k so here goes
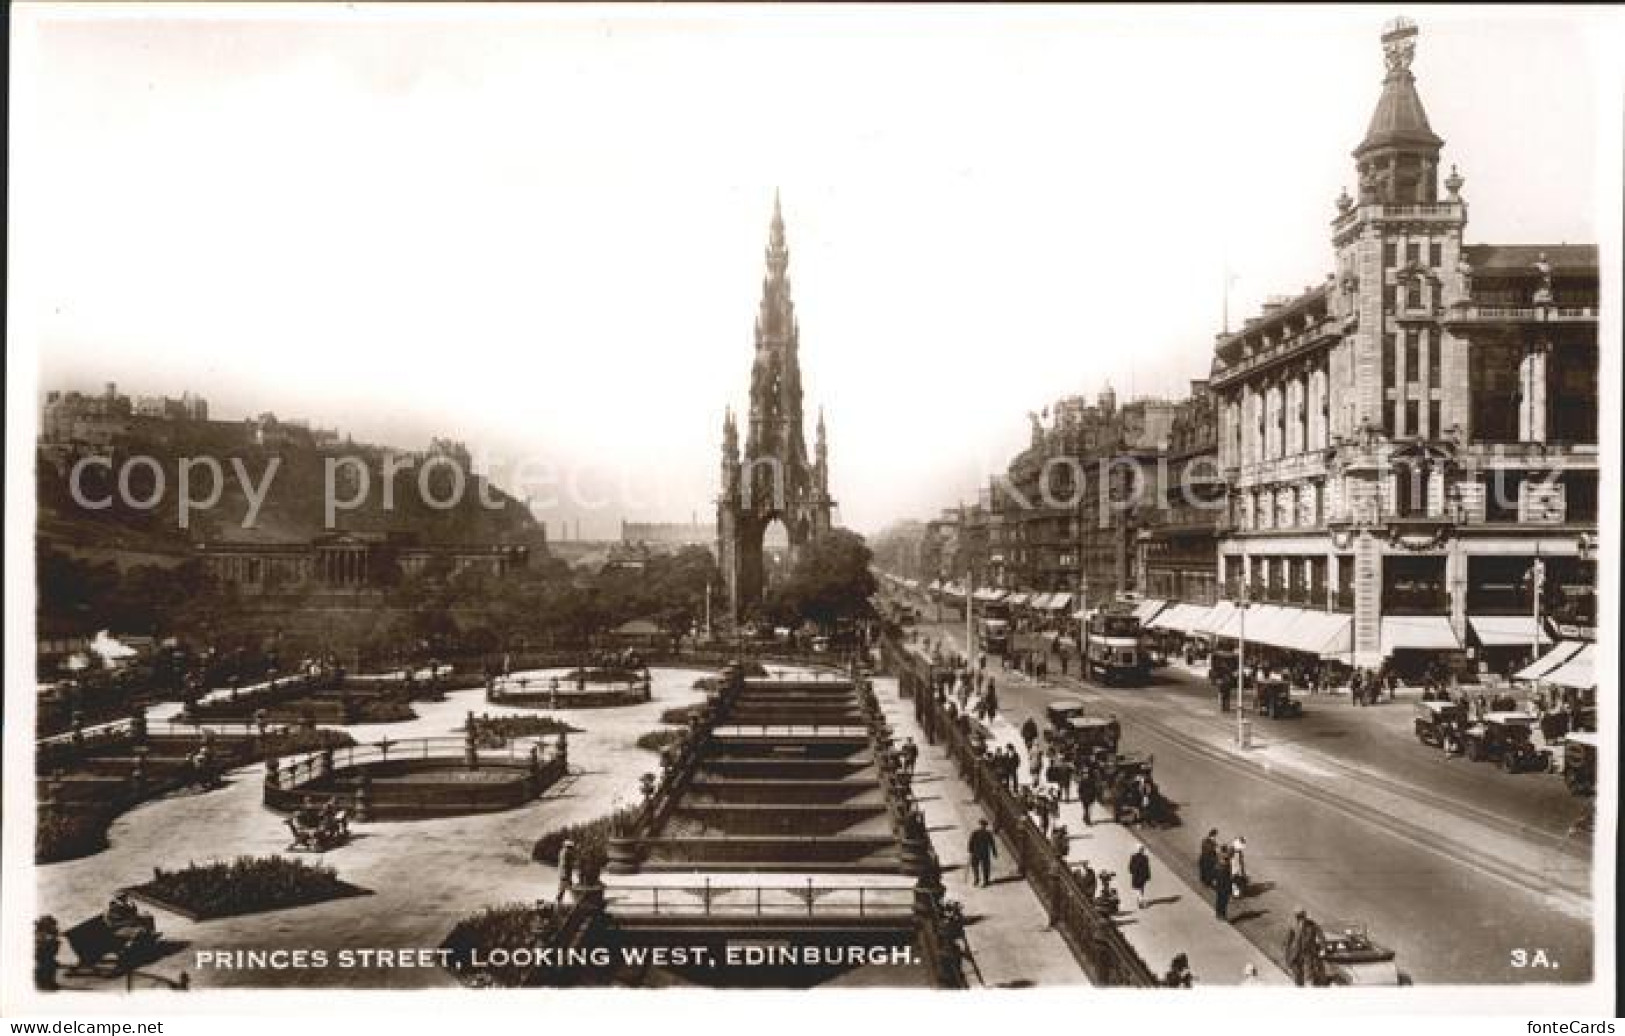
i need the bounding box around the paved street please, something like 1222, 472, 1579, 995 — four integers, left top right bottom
906, 615, 1593, 985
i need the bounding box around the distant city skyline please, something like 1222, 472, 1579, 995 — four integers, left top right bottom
13, 6, 1617, 537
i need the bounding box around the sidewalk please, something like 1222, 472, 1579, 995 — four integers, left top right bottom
873, 677, 1089, 988
970, 702, 1288, 986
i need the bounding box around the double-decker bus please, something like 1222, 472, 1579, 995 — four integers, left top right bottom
977, 617, 1011, 656
1083, 607, 1150, 685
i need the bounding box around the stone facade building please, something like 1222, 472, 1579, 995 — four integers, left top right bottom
199, 532, 532, 594
1136, 383, 1222, 608
1210, 19, 1599, 676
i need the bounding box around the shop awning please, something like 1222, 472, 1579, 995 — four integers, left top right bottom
1044, 593, 1074, 611
1028, 593, 1055, 610
1281, 610, 1353, 658
928, 579, 942, 592
1148, 602, 1203, 633
1220, 604, 1296, 648
1514, 640, 1586, 682
1542, 645, 1595, 691
1004, 592, 1030, 607
973, 588, 1006, 603
1195, 600, 1238, 637
1469, 615, 1553, 648
1380, 615, 1461, 655
1133, 599, 1168, 625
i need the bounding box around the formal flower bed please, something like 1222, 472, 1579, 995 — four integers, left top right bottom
657, 704, 705, 726
351, 699, 417, 723
265, 728, 357, 754
464, 715, 580, 749
36, 809, 110, 865
129, 856, 369, 920
441, 902, 572, 987
635, 729, 684, 754
531, 805, 642, 878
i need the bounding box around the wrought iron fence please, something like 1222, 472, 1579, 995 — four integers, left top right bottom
882, 633, 1159, 987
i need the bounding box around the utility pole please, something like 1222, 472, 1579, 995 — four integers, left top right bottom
704, 581, 713, 641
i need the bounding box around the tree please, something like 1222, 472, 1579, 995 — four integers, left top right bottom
761, 528, 877, 630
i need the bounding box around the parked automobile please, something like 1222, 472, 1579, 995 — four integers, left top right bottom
1315, 922, 1410, 986
1208, 649, 1240, 689
1462, 712, 1550, 772
1045, 703, 1122, 756
1413, 700, 1467, 749
1562, 731, 1598, 795
1254, 678, 1303, 719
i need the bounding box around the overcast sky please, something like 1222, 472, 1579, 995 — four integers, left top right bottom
11, 4, 1619, 537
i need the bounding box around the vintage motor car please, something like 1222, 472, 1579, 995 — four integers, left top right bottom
1562, 731, 1598, 795
1254, 678, 1303, 719
1413, 700, 1467, 749
1207, 649, 1240, 689
1045, 703, 1122, 757
1462, 712, 1550, 772
1315, 922, 1410, 986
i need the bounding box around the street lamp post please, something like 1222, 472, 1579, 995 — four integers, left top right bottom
965, 564, 975, 667
1236, 580, 1250, 749
1078, 576, 1090, 678
1528, 549, 1546, 674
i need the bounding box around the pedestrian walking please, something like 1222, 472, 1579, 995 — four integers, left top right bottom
1213, 847, 1233, 921
968, 819, 997, 887
1128, 844, 1152, 909
984, 681, 998, 717
556, 839, 578, 902
900, 737, 919, 777
1028, 749, 1044, 787
1229, 835, 1249, 897
1052, 757, 1074, 802
1240, 963, 1261, 985
1198, 829, 1219, 889
1076, 769, 1097, 825
1020, 716, 1039, 751
1163, 953, 1194, 988
1284, 909, 1324, 987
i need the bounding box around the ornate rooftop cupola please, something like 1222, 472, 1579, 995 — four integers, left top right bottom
1354, 17, 1444, 205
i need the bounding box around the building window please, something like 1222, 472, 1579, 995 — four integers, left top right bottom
1405, 241, 1421, 265
1383, 284, 1396, 313
1428, 400, 1441, 441
1335, 557, 1355, 611
1383, 334, 1397, 392
1404, 401, 1420, 440
1405, 279, 1424, 311
1383, 555, 1448, 615
1382, 242, 1397, 268
1429, 242, 1442, 268
1563, 472, 1599, 522
1404, 331, 1419, 384
1469, 339, 1521, 442
1427, 330, 1441, 384
1466, 555, 1535, 615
